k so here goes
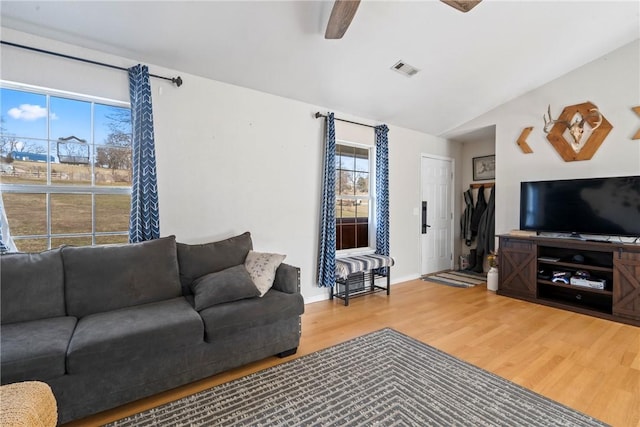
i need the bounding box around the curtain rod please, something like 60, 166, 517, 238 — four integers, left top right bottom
314, 112, 376, 129
1, 40, 183, 87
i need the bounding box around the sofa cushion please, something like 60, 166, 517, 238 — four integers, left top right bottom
191, 265, 260, 310
1, 316, 77, 383
177, 232, 253, 294
244, 250, 286, 297
62, 236, 182, 318
272, 263, 300, 294
66, 297, 203, 374
0, 249, 65, 324
198, 289, 304, 342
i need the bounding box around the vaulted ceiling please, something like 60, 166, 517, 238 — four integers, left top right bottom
1, 1, 638, 136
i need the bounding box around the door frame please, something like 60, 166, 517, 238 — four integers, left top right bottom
419, 153, 455, 275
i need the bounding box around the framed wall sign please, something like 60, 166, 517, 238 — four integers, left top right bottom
473, 155, 495, 181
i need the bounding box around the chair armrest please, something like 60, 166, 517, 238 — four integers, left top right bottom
272, 263, 300, 294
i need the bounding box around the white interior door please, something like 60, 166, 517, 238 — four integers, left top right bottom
420, 156, 454, 275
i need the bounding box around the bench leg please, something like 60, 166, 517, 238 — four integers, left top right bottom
387, 269, 391, 295
344, 280, 349, 306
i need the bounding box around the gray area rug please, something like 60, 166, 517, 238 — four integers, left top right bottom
107, 328, 607, 426
422, 270, 486, 288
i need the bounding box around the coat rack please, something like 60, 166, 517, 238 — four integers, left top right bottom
470, 182, 494, 189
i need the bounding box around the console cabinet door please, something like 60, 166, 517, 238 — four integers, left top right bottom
613, 250, 640, 320
498, 237, 537, 298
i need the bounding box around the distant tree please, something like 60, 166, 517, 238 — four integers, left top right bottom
356, 175, 368, 194
58, 141, 89, 163
95, 108, 132, 173
28, 144, 47, 155
0, 117, 18, 163
96, 145, 131, 171
103, 108, 131, 146
338, 170, 354, 195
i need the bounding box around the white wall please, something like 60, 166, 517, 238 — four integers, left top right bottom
388, 126, 462, 280
446, 40, 640, 238
1, 28, 462, 303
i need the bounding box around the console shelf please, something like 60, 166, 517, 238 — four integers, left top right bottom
537, 279, 613, 296
537, 259, 613, 273
498, 235, 640, 326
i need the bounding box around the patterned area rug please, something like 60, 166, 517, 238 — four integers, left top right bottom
107, 329, 606, 427
422, 269, 486, 288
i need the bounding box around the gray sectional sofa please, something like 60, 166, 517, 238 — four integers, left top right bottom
0, 232, 304, 424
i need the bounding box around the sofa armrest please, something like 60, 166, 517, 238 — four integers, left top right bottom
272, 263, 300, 294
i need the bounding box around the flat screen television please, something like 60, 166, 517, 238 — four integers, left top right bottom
520, 175, 640, 237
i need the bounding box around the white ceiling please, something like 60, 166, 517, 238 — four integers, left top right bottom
1, 1, 638, 137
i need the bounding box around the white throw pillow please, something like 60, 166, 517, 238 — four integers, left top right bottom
244, 250, 286, 297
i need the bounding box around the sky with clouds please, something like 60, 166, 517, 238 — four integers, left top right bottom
1, 87, 129, 146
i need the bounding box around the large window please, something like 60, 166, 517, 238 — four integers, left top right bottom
335, 142, 374, 252
0, 83, 132, 252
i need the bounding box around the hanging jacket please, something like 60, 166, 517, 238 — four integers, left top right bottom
475, 185, 496, 262
470, 185, 487, 238
460, 188, 474, 246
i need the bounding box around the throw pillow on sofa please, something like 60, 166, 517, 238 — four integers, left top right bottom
244, 251, 286, 297
190, 265, 260, 310
177, 232, 253, 295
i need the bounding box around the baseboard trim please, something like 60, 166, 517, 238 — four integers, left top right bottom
392, 273, 421, 284
302, 273, 421, 305
304, 293, 329, 304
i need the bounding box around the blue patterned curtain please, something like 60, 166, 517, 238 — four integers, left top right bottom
375, 125, 390, 260
128, 65, 160, 243
317, 113, 336, 287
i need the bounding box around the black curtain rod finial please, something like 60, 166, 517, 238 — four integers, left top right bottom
172, 76, 183, 87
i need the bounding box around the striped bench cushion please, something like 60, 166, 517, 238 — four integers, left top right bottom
336, 254, 395, 280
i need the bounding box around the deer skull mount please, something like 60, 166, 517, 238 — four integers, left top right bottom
542, 102, 612, 162
544, 105, 602, 148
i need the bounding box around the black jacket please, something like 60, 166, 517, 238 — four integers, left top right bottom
470, 185, 487, 238
476, 186, 496, 258
460, 189, 474, 246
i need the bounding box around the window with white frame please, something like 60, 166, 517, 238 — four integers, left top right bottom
335, 142, 374, 252
0, 83, 132, 252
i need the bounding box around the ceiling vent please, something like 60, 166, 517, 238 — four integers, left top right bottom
391, 60, 420, 77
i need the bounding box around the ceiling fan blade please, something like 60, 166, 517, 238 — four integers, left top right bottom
440, 0, 482, 13
325, 0, 361, 39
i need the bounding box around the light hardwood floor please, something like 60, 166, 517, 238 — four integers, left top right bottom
66, 280, 640, 427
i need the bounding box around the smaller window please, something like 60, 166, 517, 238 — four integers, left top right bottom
335, 142, 374, 253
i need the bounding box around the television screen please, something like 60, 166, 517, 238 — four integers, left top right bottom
520, 176, 640, 237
